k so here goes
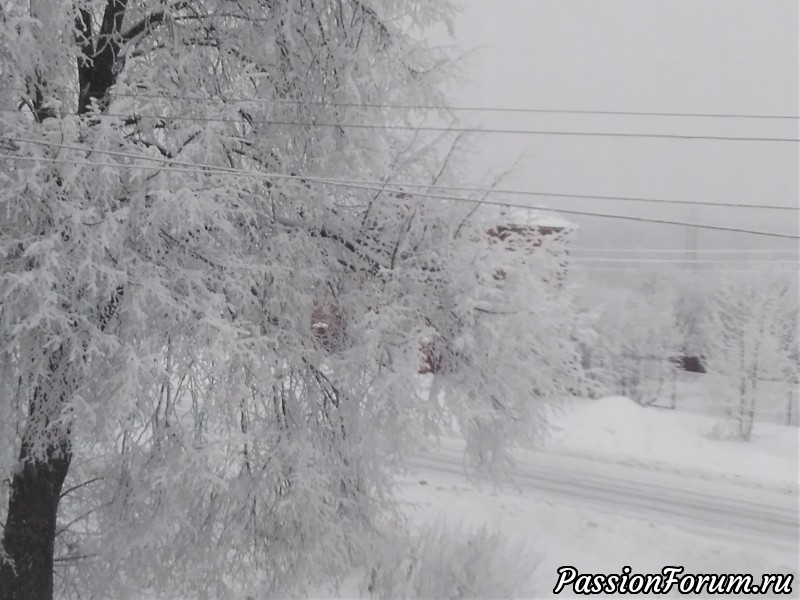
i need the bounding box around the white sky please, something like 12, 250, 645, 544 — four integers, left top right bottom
434, 0, 799, 252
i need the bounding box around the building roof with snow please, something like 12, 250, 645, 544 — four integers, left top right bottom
480, 205, 577, 232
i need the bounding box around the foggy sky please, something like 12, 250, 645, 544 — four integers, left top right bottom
438, 0, 799, 254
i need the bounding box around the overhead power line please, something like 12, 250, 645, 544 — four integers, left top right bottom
4, 86, 799, 120
569, 266, 798, 274
570, 258, 799, 265
2, 144, 799, 241
3, 136, 799, 212
327, 183, 797, 212
110, 94, 800, 121
1, 107, 797, 143
571, 247, 800, 254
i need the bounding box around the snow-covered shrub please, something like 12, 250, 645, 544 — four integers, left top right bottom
366, 520, 536, 600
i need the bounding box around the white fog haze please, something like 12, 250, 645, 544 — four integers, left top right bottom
437, 1, 799, 253
0, 2, 797, 599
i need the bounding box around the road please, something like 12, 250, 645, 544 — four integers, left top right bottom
408, 440, 800, 552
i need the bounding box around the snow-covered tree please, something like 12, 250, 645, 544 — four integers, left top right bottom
0, 2, 583, 598
702, 276, 799, 440
584, 277, 684, 405
436, 206, 587, 469
673, 276, 711, 369
781, 301, 800, 426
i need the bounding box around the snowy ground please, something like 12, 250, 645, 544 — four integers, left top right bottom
395, 469, 797, 599
545, 395, 799, 494
322, 394, 799, 599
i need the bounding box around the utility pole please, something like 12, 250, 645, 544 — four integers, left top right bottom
686, 205, 699, 270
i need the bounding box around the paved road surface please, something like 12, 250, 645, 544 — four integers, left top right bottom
409, 440, 799, 552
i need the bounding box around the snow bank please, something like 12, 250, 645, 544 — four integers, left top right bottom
546, 396, 800, 493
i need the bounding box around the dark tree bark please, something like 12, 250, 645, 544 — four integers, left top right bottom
0, 454, 72, 600
0, 3, 133, 598
0, 381, 72, 600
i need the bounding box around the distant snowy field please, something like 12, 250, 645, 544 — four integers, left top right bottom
546, 395, 799, 494
318, 383, 799, 599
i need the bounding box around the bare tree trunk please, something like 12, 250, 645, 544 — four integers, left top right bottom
669, 366, 677, 410
744, 393, 756, 441
737, 376, 749, 439
742, 306, 767, 442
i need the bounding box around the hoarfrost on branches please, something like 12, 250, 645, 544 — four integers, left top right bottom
0, 1, 584, 598
701, 276, 798, 441
581, 278, 684, 405
366, 519, 536, 599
